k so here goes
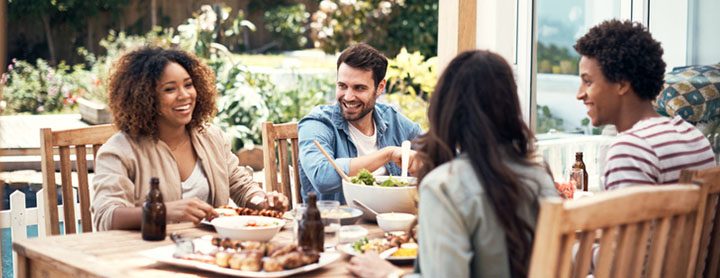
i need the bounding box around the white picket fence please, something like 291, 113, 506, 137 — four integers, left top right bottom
1, 188, 85, 278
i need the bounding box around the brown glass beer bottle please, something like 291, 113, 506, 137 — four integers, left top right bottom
298, 192, 324, 253
572, 152, 589, 191
142, 177, 166, 241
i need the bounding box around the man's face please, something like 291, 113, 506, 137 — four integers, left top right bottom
576, 56, 622, 127
336, 63, 385, 123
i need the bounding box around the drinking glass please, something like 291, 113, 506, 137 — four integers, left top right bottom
569, 168, 585, 191
317, 200, 341, 246
292, 203, 307, 244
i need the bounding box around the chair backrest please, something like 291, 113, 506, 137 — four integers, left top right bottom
529, 185, 704, 278
680, 167, 720, 278
261, 121, 301, 208
40, 124, 115, 235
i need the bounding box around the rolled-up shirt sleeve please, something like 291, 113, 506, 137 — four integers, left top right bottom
217, 128, 263, 206
91, 144, 137, 231
298, 119, 347, 194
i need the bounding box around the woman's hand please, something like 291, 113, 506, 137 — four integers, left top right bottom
165, 198, 217, 224
348, 252, 401, 278
248, 191, 290, 212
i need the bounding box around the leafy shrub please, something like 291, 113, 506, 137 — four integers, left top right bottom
264, 4, 310, 50
1, 59, 79, 114
310, 0, 438, 57
383, 48, 437, 130
536, 105, 565, 134
310, 0, 396, 53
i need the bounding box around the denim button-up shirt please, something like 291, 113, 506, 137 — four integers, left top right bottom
298, 102, 422, 203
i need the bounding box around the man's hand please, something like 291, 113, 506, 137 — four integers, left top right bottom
165, 198, 217, 224
388, 147, 422, 176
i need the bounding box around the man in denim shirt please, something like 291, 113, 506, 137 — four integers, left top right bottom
298, 43, 422, 203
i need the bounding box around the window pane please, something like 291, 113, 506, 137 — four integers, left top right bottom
535, 0, 623, 136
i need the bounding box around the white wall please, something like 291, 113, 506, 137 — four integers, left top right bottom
688, 0, 720, 65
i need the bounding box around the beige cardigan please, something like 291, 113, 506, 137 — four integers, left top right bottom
91, 125, 263, 231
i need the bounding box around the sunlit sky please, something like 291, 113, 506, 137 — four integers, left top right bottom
537, 0, 584, 49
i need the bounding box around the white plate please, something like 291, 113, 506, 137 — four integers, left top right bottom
336, 243, 416, 262
139, 244, 342, 278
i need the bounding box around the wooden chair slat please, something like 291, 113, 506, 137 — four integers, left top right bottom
595, 226, 617, 277
262, 123, 278, 193
706, 204, 720, 278
59, 146, 77, 234
630, 221, 652, 277
40, 128, 60, 235
647, 216, 672, 278
560, 187, 701, 233
290, 138, 301, 205
262, 122, 300, 209
277, 140, 291, 199
51, 124, 116, 146
614, 223, 639, 277
557, 232, 575, 278
573, 230, 595, 278
75, 145, 92, 233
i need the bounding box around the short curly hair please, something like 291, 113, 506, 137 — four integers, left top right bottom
574, 20, 666, 100
107, 47, 217, 140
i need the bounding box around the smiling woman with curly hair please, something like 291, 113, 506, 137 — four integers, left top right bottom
91, 47, 289, 231
108, 47, 217, 139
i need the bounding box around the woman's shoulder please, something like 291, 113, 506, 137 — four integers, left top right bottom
420, 157, 480, 198
101, 132, 134, 151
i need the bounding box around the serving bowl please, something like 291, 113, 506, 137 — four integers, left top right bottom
342, 176, 418, 220
210, 215, 285, 241
376, 212, 417, 232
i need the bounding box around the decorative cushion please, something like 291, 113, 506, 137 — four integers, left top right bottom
655, 64, 720, 123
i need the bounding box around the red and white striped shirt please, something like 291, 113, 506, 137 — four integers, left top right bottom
603, 116, 716, 190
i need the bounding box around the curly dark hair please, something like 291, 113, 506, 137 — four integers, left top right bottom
574, 19, 666, 100
107, 47, 217, 140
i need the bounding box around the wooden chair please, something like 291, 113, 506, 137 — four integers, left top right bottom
261, 121, 301, 208
40, 124, 115, 235
680, 167, 720, 278
529, 185, 705, 278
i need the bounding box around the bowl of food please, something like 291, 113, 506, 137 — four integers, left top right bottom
342, 169, 418, 220
376, 213, 416, 232
322, 206, 364, 225
210, 215, 285, 241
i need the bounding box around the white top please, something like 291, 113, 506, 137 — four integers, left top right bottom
603, 116, 716, 190
348, 122, 387, 176
181, 160, 211, 203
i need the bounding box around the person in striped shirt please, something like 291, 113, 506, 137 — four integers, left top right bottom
574, 20, 716, 191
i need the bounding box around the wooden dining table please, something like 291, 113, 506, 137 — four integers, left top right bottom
12, 221, 413, 277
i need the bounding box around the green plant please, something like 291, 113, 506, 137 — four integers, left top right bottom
310, 0, 438, 57
1, 59, 79, 114
264, 4, 310, 50
384, 0, 438, 57
310, 0, 396, 53
536, 105, 565, 134
173, 4, 255, 58
537, 42, 579, 74
382, 48, 437, 130
580, 117, 603, 135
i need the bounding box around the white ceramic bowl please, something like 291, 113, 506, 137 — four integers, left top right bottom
210, 215, 285, 241
376, 212, 417, 232
342, 176, 418, 220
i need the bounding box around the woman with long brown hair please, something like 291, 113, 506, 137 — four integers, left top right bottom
349, 50, 556, 277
